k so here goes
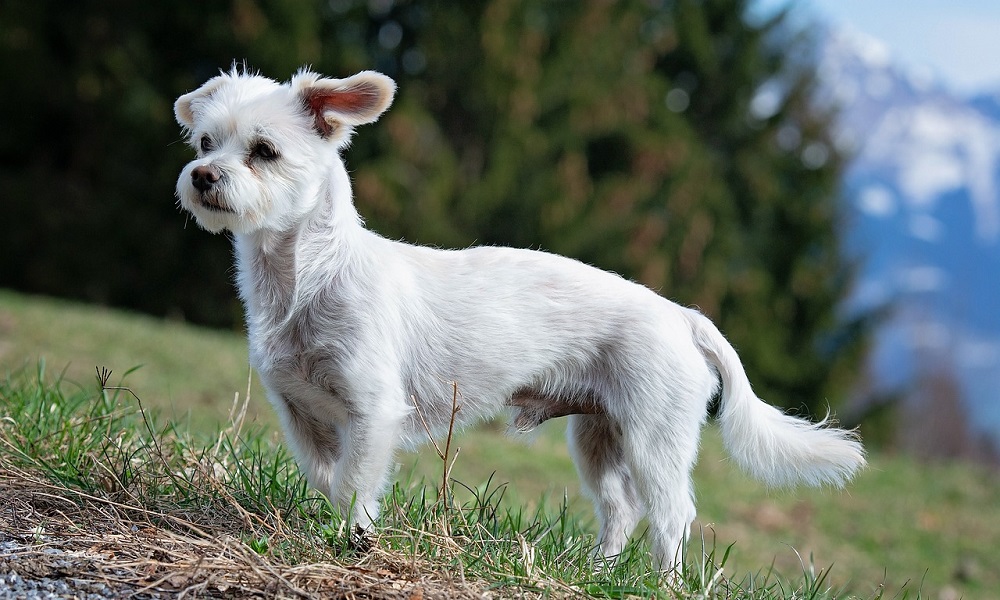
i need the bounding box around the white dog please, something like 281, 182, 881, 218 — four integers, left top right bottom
173, 67, 865, 571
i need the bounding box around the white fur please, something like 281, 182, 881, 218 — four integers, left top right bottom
174, 67, 866, 571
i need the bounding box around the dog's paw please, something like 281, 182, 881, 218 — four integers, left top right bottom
326, 523, 374, 556
349, 523, 374, 554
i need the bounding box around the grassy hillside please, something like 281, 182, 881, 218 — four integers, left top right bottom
2, 288, 998, 598
0, 288, 270, 428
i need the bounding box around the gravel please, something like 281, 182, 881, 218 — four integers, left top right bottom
0, 540, 166, 600
0, 570, 121, 600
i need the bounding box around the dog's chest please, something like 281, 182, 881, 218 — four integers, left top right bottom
247, 305, 357, 409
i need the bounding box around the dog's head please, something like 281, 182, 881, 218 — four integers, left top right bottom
174, 67, 395, 234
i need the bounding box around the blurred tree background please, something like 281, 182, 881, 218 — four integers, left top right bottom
0, 0, 873, 416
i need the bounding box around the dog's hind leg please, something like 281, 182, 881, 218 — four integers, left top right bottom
616, 388, 709, 574
567, 414, 645, 563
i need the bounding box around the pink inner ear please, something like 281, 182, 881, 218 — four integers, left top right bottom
303, 82, 383, 137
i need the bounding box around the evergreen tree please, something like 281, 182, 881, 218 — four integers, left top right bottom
654, 0, 871, 411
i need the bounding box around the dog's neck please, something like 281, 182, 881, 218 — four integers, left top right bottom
233, 161, 365, 323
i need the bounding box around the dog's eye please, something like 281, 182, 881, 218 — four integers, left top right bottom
199, 135, 214, 153
250, 141, 279, 161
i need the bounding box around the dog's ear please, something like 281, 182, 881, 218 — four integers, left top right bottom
175, 75, 229, 130
292, 70, 396, 141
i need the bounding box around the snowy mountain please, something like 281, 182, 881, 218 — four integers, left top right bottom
818, 28, 1000, 440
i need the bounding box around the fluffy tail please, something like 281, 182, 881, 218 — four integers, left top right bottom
684, 309, 866, 487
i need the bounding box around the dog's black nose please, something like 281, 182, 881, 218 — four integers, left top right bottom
191, 165, 222, 192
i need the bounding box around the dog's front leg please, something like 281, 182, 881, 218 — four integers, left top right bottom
327, 405, 404, 529
268, 388, 343, 501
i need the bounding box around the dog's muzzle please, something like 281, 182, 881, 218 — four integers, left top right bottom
191, 164, 222, 192
188, 164, 234, 213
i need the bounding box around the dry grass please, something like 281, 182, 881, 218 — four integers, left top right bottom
0, 372, 477, 599
0, 465, 492, 598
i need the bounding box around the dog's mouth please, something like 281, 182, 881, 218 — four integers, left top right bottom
196, 193, 236, 213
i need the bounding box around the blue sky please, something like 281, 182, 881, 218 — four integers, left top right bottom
756, 0, 1000, 94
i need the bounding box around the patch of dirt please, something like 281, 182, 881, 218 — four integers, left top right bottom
0, 470, 490, 599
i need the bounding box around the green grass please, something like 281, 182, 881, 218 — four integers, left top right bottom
2, 288, 999, 597
0, 288, 270, 428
